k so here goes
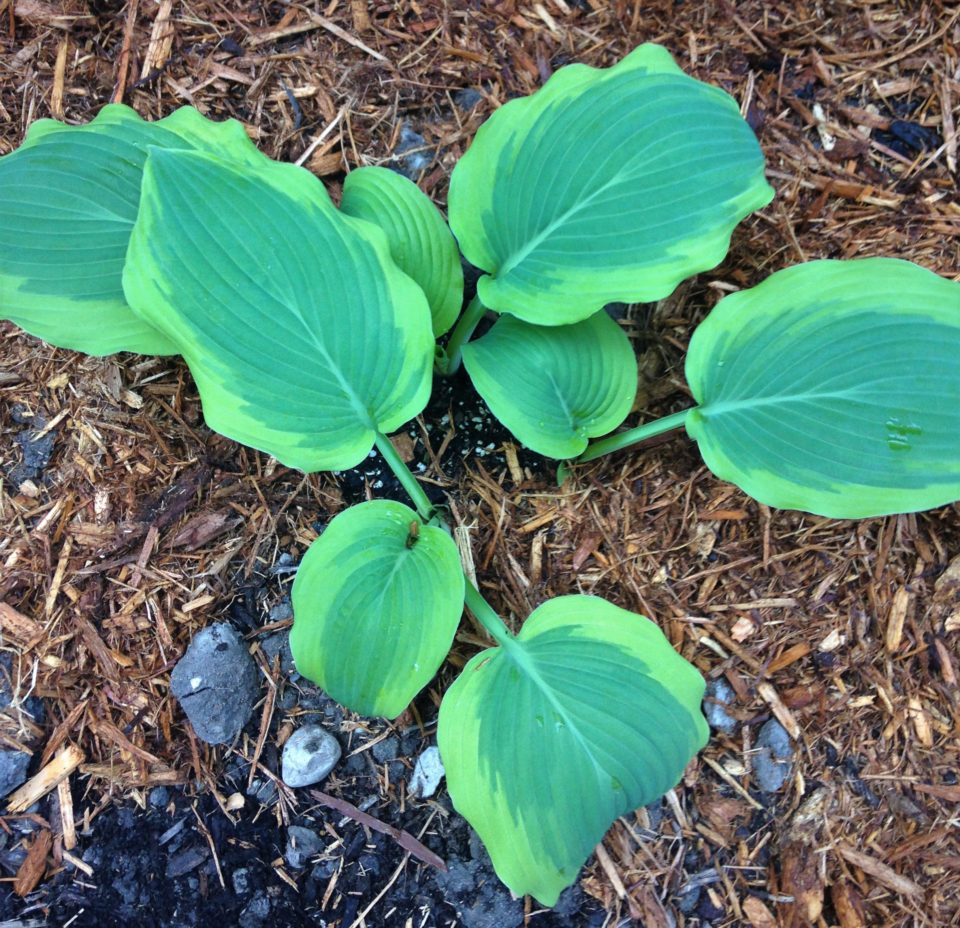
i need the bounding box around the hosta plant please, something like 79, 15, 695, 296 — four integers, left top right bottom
2, 42, 959, 906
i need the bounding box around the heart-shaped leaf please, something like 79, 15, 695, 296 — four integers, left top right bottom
448, 43, 773, 326
438, 595, 707, 905
0, 104, 269, 355
291, 501, 465, 718
685, 258, 960, 517
462, 311, 637, 458
123, 149, 433, 471
340, 166, 464, 337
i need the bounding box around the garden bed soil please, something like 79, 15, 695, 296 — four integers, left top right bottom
1, 2, 959, 926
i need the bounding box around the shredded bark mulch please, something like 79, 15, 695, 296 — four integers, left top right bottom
1, 2, 959, 926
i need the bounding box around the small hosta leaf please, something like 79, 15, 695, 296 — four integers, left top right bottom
685, 258, 960, 517
340, 166, 464, 337
448, 43, 773, 326
290, 501, 465, 718
462, 311, 637, 458
438, 595, 707, 905
0, 105, 269, 355
123, 149, 433, 471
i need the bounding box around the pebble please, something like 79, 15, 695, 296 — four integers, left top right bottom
703, 679, 738, 734
260, 630, 296, 677
0, 749, 30, 799
754, 718, 794, 792
392, 123, 432, 179
282, 724, 342, 788
285, 825, 323, 869
454, 88, 483, 110
170, 623, 260, 744
371, 736, 399, 763
408, 746, 445, 799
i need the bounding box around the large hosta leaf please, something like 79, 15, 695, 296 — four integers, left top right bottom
0, 105, 269, 355
291, 501, 465, 718
340, 166, 463, 337
438, 596, 707, 905
123, 149, 433, 471
462, 311, 637, 458
448, 43, 773, 326
685, 259, 960, 518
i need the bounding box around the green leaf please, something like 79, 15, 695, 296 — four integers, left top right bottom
0, 104, 269, 355
685, 258, 960, 518
448, 43, 773, 327
438, 595, 707, 905
123, 149, 433, 471
462, 311, 637, 458
340, 166, 464, 337
290, 501, 465, 718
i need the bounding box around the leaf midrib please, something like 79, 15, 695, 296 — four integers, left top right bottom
503, 640, 607, 784
700, 386, 865, 417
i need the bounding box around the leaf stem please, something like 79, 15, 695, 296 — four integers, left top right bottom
374, 430, 516, 646
464, 581, 517, 648
575, 408, 692, 464
439, 292, 487, 376
373, 431, 435, 520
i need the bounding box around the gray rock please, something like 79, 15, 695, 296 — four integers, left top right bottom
454, 88, 483, 110
260, 630, 295, 677
232, 867, 251, 896
703, 679, 738, 734
238, 891, 271, 928
149, 786, 170, 808
754, 718, 794, 792
408, 746, 445, 799
268, 600, 293, 623
436, 857, 524, 928
392, 124, 432, 180
0, 749, 30, 799
246, 777, 278, 806
170, 623, 259, 744
285, 825, 323, 869
282, 724, 341, 788
371, 736, 399, 763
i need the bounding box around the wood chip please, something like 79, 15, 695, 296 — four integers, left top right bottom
757, 681, 801, 740
7, 744, 84, 814
836, 844, 923, 896
885, 586, 911, 652
13, 829, 52, 896
742, 896, 777, 928
0, 601, 43, 643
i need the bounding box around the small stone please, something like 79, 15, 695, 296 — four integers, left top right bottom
238, 891, 271, 928
454, 88, 483, 110
268, 600, 293, 623
148, 786, 170, 809
754, 718, 794, 793
282, 724, 341, 788
170, 623, 259, 745
232, 867, 251, 896
285, 825, 323, 869
0, 749, 30, 799
391, 123, 432, 180
677, 885, 701, 914
408, 746, 445, 799
260, 630, 296, 677
371, 736, 399, 763
703, 679, 738, 734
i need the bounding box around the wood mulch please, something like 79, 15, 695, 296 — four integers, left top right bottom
1, 1, 959, 926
